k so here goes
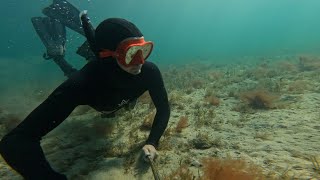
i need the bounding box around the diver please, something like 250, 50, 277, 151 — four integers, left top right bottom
0, 0, 170, 179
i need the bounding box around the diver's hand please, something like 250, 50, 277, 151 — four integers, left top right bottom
142, 144, 158, 161
44, 44, 65, 59
79, 10, 88, 24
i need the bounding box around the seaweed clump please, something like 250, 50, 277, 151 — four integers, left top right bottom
164, 164, 195, 180
201, 157, 266, 180
163, 157, 267, 180
140, 111, 155, 130
299, 55, 320, 71
240, 90, 278, 109
310, 156, 320, 175
175, 116, 189, 133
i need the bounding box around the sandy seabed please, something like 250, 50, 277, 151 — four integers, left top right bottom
0, 55, 320, 180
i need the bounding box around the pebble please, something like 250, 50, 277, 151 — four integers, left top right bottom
190, 158, 202, 167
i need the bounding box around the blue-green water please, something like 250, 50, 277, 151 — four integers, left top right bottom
1, 0, 320, 64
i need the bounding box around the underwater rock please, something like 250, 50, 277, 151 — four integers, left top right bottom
192, 138, 212, 149
190, 158, 202, 167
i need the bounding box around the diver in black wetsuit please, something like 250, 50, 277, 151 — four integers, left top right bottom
0, 1, 170, 179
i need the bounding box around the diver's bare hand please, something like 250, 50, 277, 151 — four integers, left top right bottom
142, 144, 158, 161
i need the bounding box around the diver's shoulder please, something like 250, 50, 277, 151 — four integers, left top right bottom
86, 58, 115, 66
143, 61, 160, 71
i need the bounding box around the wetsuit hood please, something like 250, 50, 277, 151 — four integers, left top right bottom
95, 18, 143, 51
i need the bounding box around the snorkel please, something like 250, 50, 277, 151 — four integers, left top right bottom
79, 10, 98, 58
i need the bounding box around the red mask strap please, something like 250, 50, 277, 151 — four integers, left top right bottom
99, 49, 116, 58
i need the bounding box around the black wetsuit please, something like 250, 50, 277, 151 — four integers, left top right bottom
0, 59, 170, 180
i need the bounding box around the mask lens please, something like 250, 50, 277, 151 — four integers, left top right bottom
141, 43, 152, 58
125, 43, 152, 65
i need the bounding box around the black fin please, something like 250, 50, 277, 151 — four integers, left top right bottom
42, 0, 84, 36
31, 17, 66, 58
76, 41, 96, 61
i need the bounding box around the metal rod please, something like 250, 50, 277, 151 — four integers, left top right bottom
147, 156, 161, 180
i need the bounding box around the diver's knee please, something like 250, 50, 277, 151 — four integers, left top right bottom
0, 133, 26, 156
0, 134, 10, 149
0, 134, 16, 155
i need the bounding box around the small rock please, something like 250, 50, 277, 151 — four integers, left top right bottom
190, 158, 202, 167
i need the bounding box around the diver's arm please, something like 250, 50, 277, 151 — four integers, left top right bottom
80, 11, 97, 55
145, 65, 170, 147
